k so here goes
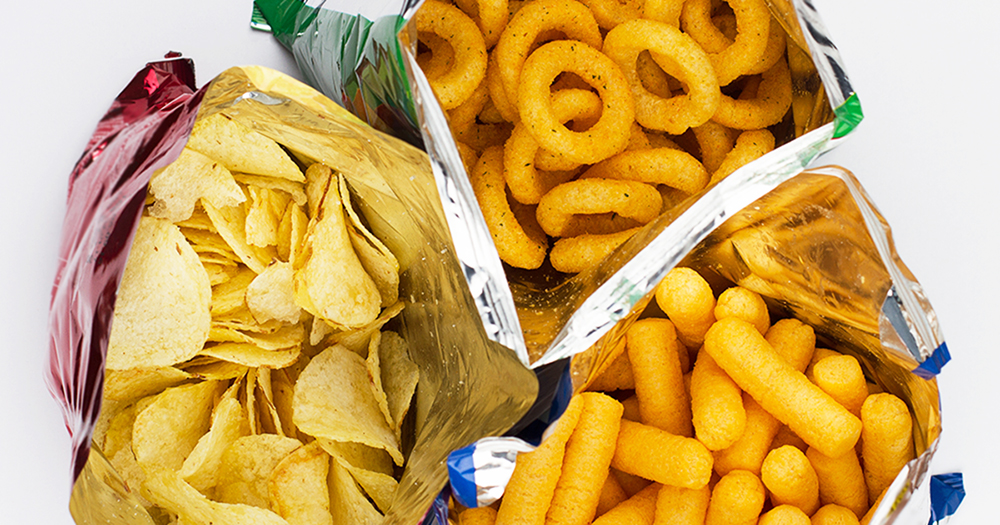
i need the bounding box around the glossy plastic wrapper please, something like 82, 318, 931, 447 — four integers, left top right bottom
46, 58, 538, 525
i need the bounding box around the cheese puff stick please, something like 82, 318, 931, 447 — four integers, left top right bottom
546, 393, 624, 525
655, 267, 716, 348
805, 348, 841, 381
812, 356, 868, 417
805, 446, 868, 518
589, 345, 636, 392
592, 484, 661, 525
627, 319, 692, 437
765, 318, 816, 372
714, 392, 781, 476
704, 470, 766, 525
714, 286, 770, 335
691, 350, 745, 450
613, 468, 653, 497
860, 394, 914, 505
761, 446, 820, 515
704, 318, 862, 458
596, 471, 629, 517
495, 395, 585, 525
460, 506, 498, 525
811, 504, 860, 525
612, 419, 714, 489
621, 395, 641, 422
759, 505, 811, 525
770, 425, 808, 453
653, 484, 710, 525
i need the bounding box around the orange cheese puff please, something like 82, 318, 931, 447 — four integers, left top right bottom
613, 468, 653, 497
770, 425, 808, 453
704, 318, 862, 458
805, 348, 841, 381
589, 347, 636, 392
704, 470, 766, 525
811, 356, 868, 417
596, 471, 630, 517
621, 395, 641, 421
460, 506, 498, 525
691, 350, 745, 450
612, 419, 714, 489
858, 487, 887, 525
547, 393, 624, 525
761, 446, 820, 515
714, 286, 770, 335
592, 484, 661, 525
496, 395, 585, 525
759, 505, 810, 525
627, 319, 693, 437
805, 446, 868, 518
765, 318, 816, 372
811, 504, 860, 525
655, 267, 716, 348
860, 394, 914, 505
714, 392, 780, 476
653, 484, 710, 525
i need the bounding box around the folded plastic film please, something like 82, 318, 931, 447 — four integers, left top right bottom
49, 62, 538, 525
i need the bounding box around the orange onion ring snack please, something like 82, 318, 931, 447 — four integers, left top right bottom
416, 0, 488, 110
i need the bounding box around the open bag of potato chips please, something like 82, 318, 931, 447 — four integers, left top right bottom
251, 0, 864, 368
46, 57, 540, 525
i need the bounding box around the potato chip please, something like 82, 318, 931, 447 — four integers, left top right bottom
203, 262, 241, 286
247, 262, 302, 324
142, 469, 290, 525
304, 163, 332, 219
199, 343, 301, 370
106, 217, 212, 370
182, 227, 241, 262
180, 358, 249, 381
272, 370, 299, 438
132, 381, 221, 472
293, 344, 403, 465
216, 434, 304, 507
204, 200, 277, 274
208, 323, 306, 350
327, 301, 405, 354
213, 307, 286, 334
309, 317, 338, 346
268, 443, 333, 525
327, 459, 383, 525
149, 147, 246, 223
318, 439, 397, 513
211, 267, 257, 316
256, 368, 287, 437
378, 331, 420, 432
246, 186, 291, 248
364, 332, 393, 429
289, 202, 309, 265
179, 396, 250, 491
293, 173, 381, 329
338, 175, 400, 307
174, 206, 217, 231
234, 173, 308, 206
103, 367, 192, 402
185, 113, 305, 182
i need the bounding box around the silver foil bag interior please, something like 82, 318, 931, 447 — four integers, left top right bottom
66, 65, 538, 525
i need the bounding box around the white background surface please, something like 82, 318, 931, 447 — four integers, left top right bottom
1, 1, 996, 523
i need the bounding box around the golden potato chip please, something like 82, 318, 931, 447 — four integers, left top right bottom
293, 345, 402, 465
213, 307, 286, 334
179, 396, 250, 491
304, 164, 332, 219
185, 113, 305, 182
204, 200, 277, 274
246, 186, 291, 248
309, 318, 338, 347
338, 175, 400, 307
378, 331, 420, 432
142, 469, 290, 525
293, 169, 380, 329
247, 369, 260, 435
203, 262, 240, 286
327, 459, 383, 525
268, 443, 333, 525
234, 173, 308, 207
211, 267, 257, 317
106, 217, 212, 370
182, 228, 241, 262
364, 331, 393, 430
174, 206, 216, 231
180, 358, 249, 381
256, 368, 287, 437
198, 343, 301, 370
103, 367, 192, 402
289, 202, 309, 265
216, 434, 303, 507
133, 381, 221, 472
319, 439, 397, 513
327, 301, 405, 354
208, 323, 306, 350
272, 370, 298, 438
149, 147, 246, 223
247, 262, 302, 324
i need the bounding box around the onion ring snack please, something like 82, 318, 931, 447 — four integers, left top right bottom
603, 20, 720, 135
416, 0, 488, 110
536, 178, 661, 238
712, 56, 792, 130
579, 147, 710, 195
578, 0, 642, 30
518, 40, 634, 164
688, 0, 771, 86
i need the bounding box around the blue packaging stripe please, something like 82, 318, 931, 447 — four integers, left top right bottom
447, 443, 479, 509
928, 473, 965, 524
421, 487, 451, 525
913, 342, 951, 380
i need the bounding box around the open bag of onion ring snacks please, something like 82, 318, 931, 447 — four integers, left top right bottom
47, 57, 539, 525
251, 0, 864, 368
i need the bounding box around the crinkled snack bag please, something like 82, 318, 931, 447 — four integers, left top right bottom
47, 57, 538, 525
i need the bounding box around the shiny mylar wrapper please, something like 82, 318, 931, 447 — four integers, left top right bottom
48, 60, 537, 525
